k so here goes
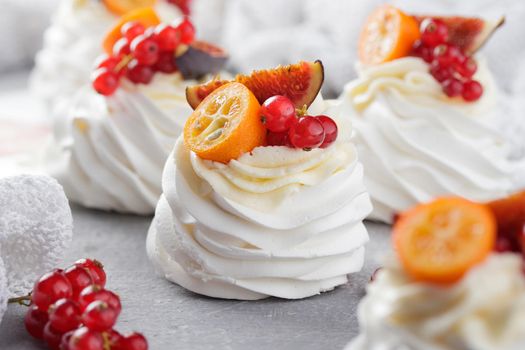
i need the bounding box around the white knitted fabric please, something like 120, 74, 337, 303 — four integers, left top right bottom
0, 175, 73, 297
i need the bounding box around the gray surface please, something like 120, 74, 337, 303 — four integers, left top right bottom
0, 205, 391, 350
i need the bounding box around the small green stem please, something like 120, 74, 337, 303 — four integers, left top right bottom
8, 293, 32, 307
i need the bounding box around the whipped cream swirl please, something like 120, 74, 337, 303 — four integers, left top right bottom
338, 57, 516, 223
147, 98, 373, 299
31, 0, 182, 113
347, 254, 525, 350
47, 73, 193, 214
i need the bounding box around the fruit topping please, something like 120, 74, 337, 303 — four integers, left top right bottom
411, 16, 489, 102
359, 6, 503, 103
289, 116, 325, 150
102, 0, 157, 16
258, 95, 338, 150
94, 13, 226, 96
176, 40, 228, 80
102, 7, 160, 55
413, 16, 505, 55
394, 197, 496, 284
185, 61, 324, 110
358, 5, 420, 65
260, 95, 297, 133
317, 115, 338, 148
487, 191, 525, 254
184, 82, 266, 163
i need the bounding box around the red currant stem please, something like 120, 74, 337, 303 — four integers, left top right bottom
102, 331, 111, 350
115, 55, 133, 73
8, 293, 32, 306
93, 259, 105, 270
295, 105, 308, 118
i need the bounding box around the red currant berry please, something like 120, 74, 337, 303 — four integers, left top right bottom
126, 60, 155, 84
494, 236, 513, 253
267, 131, 292, 147
75, 259, 107, 288
412, 40, 433, 63
78, 285, 121, 313
33, 269, 73, 311
176, 17, 195, 44
155, 24, 181, 51
68, 327, 104, 350
420, 18, 448, 47
49, 299, 81, 333
289, 116, 325, 150
91, 68, 119, 96
43, 322, 63, 350
82, 301, 119, 332
260, 95, 297, 133
113, 37, 131, 57
117, 332, 148, 350
130, 35, 160, 66
60, 330, 75, 350
106, 329, 123, 347
429, 61, 453, 83
64, 266, 94, 299
154, 52, 178, 73
24, 305, 49, 339
462, 80, 483, 102
94, 55, 119, 71
433, 44, 464, 68
455, 57, 477, 79
317, 115, 338, 148
121, 21, 145, 42
442, 78, 464, 97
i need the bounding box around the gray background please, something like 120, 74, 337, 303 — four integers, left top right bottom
0, 205, 391, 350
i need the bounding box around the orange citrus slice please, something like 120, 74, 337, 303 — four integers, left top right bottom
184, 82, 266, 164
102, 0, 157, 16
102, 7, 160, 54
359, 5, 420, 65
393, 197, 496, 284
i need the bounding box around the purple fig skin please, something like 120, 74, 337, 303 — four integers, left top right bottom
176, 41, 228, 80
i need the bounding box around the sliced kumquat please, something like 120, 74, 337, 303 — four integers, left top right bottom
359, 5, 420, 65
102, 0, 157, 16
102, 7, 160, 54
393, 197, 496, 284
183, 82, 266, 164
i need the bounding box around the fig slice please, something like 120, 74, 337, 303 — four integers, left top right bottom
413, 15, 505, 54
176, 40, 228, 80
186, 60, 324, 110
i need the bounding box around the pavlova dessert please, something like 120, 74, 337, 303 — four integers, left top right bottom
347, 192, 525, 350
31, 0, 189, 113
46, 8, 228, 214
338, 5, 516, 222
147, 61, 373, 299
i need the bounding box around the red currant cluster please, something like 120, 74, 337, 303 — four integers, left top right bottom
261, 95, 338, 150
92, 18, 196, 96
23, 259, 147, 350
412, 18, 483, 102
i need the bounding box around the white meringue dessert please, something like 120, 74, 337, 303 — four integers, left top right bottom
46, 73, 195, 214
44, 13, 229, 214
347, 254, 525, 350
147, 94, 373, 300
31, 0, 183, 115
338, 56, 518, 223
